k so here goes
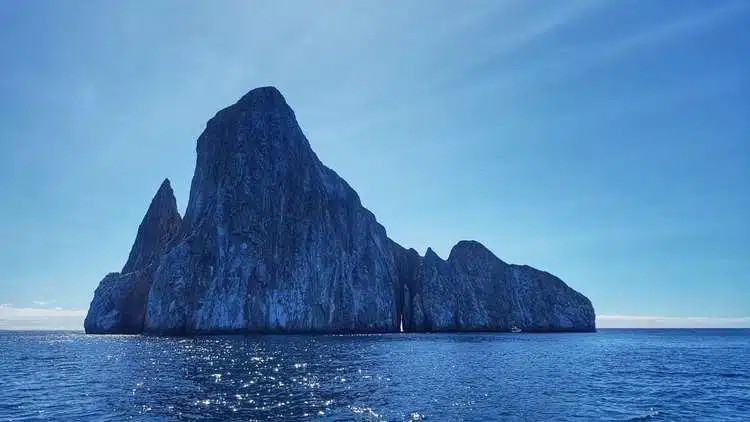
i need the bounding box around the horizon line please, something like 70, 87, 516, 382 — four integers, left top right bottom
1, 306, 748, 330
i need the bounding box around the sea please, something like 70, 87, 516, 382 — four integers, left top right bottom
0, 329, 747, 421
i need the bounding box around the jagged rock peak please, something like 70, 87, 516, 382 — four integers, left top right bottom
85, 178, 183, 334
158, 177, 172, 191
121, 178, 182, 273
424, 247, 441, 261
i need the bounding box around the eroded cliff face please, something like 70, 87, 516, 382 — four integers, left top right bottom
143, 87, 399, 334
392, 240, 595, 332
86, 86, 595, 335
84, 180, 182, 334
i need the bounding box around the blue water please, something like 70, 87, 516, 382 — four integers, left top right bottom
0, 330, 748, 421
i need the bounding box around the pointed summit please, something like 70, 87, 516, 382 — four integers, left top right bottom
84, 179, 183, 334
424, 247, 442, 261
158, 177, 172, 191
121, 179, 182, 273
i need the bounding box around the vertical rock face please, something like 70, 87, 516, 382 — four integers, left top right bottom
86, 86, 596, 335
392, 240, 595, 332
143, 87, 399, 334
84, 180, 182, 334
390, 240, 424, 332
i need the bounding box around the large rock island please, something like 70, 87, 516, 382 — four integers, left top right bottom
85, 86, 595, 335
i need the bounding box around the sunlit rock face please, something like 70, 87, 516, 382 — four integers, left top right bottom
84, 180, 182, 334
391, 240, 596, 332
143, 87, 399, 334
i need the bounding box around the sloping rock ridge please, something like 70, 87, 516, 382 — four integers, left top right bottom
85, 179, 182, 334
392, 241, 595, 332
85, 86, 596, 334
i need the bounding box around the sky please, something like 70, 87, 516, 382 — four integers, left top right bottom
0, 0, 748, 330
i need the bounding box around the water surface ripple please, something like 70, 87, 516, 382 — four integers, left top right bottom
1, 329, 748, 421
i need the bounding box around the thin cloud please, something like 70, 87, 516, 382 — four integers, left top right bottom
466, 0, 604, 74
32, 300, 56, 306
597, 315, 750, 328
0, 306, 85, 331
596, 1, 748, 62
461, 1, 749, 100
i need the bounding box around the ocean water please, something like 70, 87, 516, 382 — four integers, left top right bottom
0, 329, 748, 421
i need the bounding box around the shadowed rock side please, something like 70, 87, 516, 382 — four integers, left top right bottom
86, 86, 595, 335
84, 180, 182, 334
143, 87, 399, 334
391, 240, 595, 332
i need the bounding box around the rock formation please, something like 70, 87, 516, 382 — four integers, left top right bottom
84, 179, 182, 333
143, 87, 399, 334
392, 240, 595, 332
85, 86, 596, 335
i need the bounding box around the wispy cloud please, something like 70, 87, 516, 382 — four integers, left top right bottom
0, 306, 85, 331
596, 1, 748, 62
460, 1, 749, 101
32, 300, 56, 306
597, 315, 750, 328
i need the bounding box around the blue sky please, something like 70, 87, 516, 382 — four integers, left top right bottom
0, 0, 748, 329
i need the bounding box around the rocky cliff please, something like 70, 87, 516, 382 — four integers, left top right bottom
142, 87, 399, 334
392, 240, 595, 332
85, 86, 596, 335
84, 179, 182, 334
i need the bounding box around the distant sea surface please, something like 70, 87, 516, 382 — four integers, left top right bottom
1, 329, 748, 421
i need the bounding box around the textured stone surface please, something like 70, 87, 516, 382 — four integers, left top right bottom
84, 180, 182, 334
143, 87, 399, 334
121, 179, 183, 274
86, 86, 596, 335
392, 240, 595, 332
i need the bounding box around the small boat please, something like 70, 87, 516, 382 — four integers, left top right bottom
510, 325, 522, 333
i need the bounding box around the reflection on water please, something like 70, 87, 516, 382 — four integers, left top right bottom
130, 334, 430, 420
1, 330, 749, 420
